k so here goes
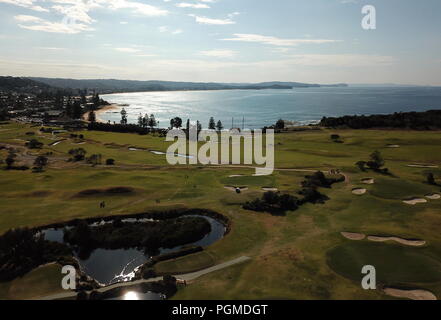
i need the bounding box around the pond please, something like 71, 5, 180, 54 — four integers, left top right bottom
41, 215, 225, 285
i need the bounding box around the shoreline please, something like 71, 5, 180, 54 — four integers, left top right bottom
82, 104, 120, 124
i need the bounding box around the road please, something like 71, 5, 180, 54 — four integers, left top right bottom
35, 256, 251, 300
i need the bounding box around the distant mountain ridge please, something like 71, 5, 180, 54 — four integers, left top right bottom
0, 76, 54, 93
27, 77, 348, 94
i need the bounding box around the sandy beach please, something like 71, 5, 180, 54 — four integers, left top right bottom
82, 104, 120, 123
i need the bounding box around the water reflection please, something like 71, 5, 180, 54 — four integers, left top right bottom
123, 291, 139, 300
107, 291, 165, 300
40, 215, 226, 285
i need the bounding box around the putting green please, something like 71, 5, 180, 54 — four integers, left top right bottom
369, 177, 435, 200
327, 242, 441, 285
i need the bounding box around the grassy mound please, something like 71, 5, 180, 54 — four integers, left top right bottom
327, 242, 441, 285
221, 175, 276, 188
154, 252, 215, 275
74, 186, 136, 197
0, 263, 65, 300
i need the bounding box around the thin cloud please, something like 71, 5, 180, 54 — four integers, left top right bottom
7, 0, 168, 34
222, 34, 341, 46
176, 2, 210, 9
199, 49, 237, 58
189, 14, 235, 25
114, 47, 142, 53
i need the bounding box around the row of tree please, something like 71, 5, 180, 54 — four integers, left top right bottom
320, 110, 441, 129
137, 113, 158, 128
169, 117, 224, 131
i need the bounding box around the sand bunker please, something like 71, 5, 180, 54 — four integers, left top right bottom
262, 188, 278, 192
352, 188, 367, 195
407, 164, 439, 168
386, 144, 400, 148
361, 178, 375, 184
49, 140, 64, 146
341, 232, 366, 240
403, 198, 427, 205
224, 186, 248, 192
367, 236, 426, 247
426, 193, 441, 200
384, 288, 437, 300
229, 175, 244, 178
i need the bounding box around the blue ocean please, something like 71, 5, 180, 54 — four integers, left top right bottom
101, 86, 441, 129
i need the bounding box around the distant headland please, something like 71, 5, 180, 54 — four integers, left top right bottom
23, 77, 348, 94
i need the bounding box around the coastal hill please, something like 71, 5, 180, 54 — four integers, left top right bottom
27, 77, 348, 94
0, 76, 54, 93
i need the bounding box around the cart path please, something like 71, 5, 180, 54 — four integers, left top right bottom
35, 256, 251, 300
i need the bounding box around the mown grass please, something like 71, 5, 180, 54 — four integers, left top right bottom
327, 241, 441, 285
0, 263, 66, 300
154, 252, 215, 275
1, 122, 441, 300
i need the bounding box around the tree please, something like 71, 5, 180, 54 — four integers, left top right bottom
148, 114, 157, 128
120, 108, 128, 125
72, 101, 82, 119
43, 112, 50, 123
216, 120, 224, 132
33, 156, 48, 170
0, 108, 9, 121
86, 154, 102, 166
106, 159, 115, 165
170, 117, 182, 129
208, 117, 216, 130
65, 102, 73, 118
426, 172, 436, 185
367, 150, 385, 170
275, 119, 285, 130
138, 113, 143, 127
92, 94, 100, 109
26, 139, 43, 149
356, 161, 367, 172
263, 191, 280, 205
142, 114, 149, 128
88, 110, 96, 123
5, 156, 15, 169
68, 148, 87, 162
196, 120, 202, 132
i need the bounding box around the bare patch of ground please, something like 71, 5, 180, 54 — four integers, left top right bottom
262, 187, 278, 192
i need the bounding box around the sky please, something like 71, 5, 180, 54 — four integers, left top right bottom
0, 0, 440, 85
